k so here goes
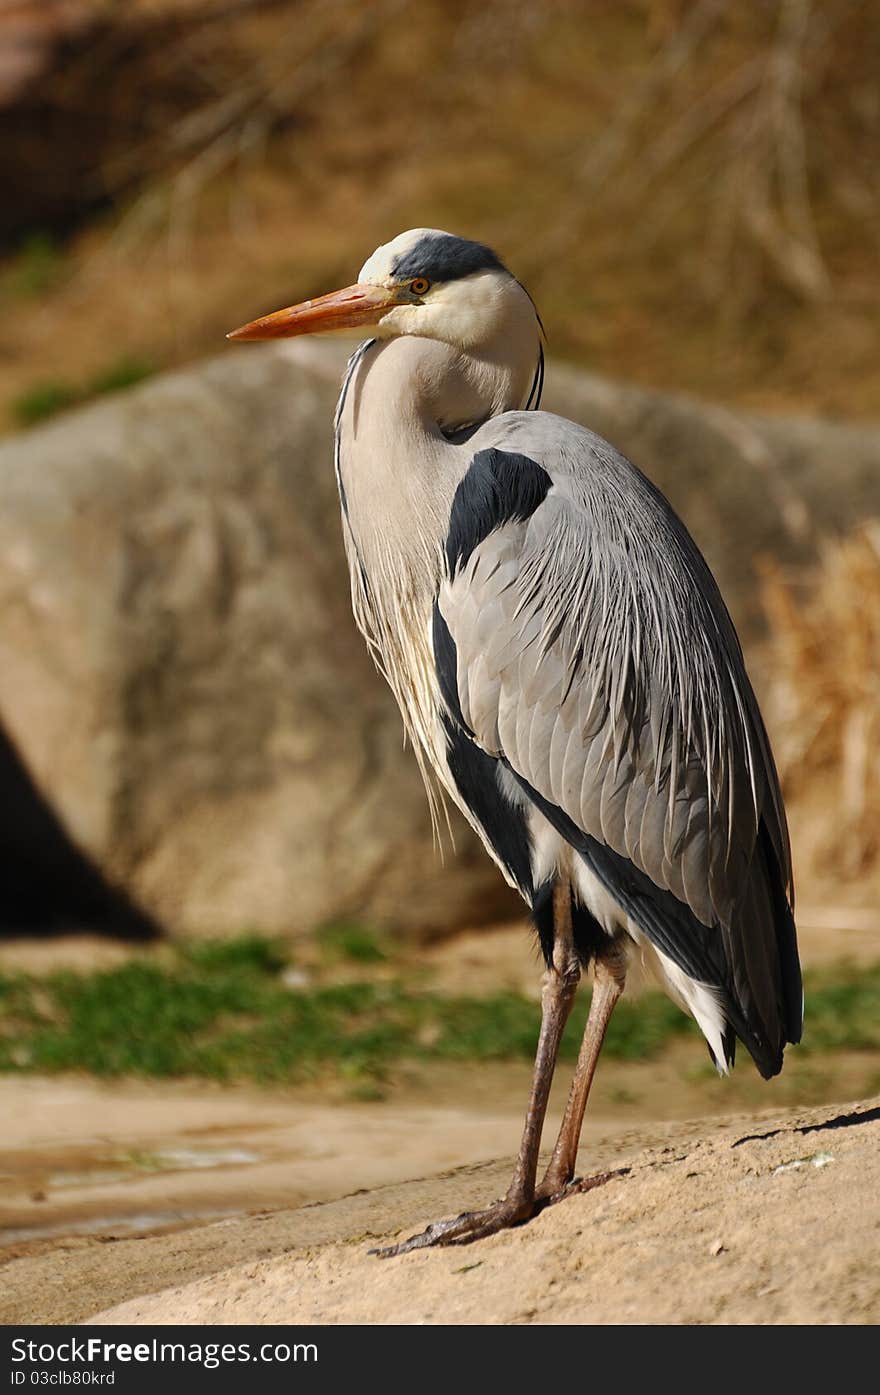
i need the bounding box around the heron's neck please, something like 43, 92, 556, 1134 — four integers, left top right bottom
334, 327, 539, 769
338, 330, 539, 549
405, 327, 539, 434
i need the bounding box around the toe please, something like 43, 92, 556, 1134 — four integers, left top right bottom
369, 1198, 533, 1256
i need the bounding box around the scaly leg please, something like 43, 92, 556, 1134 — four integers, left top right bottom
372, 880, 580, 1256
536, 947, 625, 1200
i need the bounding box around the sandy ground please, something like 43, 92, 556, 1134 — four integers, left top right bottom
1, 925, 878, 1325
79, 1097, 878, 1326
1, 1072, 878, 1325
0, 1070, 665, 1324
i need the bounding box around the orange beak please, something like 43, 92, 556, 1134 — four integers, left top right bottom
226, 283, 406, 341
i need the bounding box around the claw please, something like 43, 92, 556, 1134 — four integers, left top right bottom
369, 1167, 631, 1258
369, 1211, 482, 1258
369, 1197, 534, 1257
534, 1166, 630, 1211
372, 1168, 632, 1257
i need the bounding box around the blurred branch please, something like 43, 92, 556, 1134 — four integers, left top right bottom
760, 521, 880, 875
161, 0, 408, 260
578, 0, 729, 192
545, 0, 858, 310
0, 0, 400, 247
710, 0, 830, 302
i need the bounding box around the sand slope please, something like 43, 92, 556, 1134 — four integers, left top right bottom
88, 1098, 879, 1326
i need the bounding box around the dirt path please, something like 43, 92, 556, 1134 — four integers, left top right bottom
2, 930, 878, 1325
86, 1097, 880, 1327
1, 1077, 877, 1324
0, 1067, 763, 1323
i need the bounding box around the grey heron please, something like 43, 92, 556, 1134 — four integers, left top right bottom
228, 228, 802, 1253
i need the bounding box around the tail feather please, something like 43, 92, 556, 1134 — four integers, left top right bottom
720, 818, 802, 1078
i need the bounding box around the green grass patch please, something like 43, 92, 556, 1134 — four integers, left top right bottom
87, 355, 155, 397
12, 355, 157, 427
0, 232, 65, 300
797, 970, 880, 1053
181, 934, 289, 977
316, 921, 388, 964
0, 940, 877, 1086
13, 382, 79, 426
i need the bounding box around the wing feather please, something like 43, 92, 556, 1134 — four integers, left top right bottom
436, 430, 801, 1075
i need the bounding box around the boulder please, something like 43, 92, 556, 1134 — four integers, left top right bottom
0, 339, 876, 939
0, 342, 522, 939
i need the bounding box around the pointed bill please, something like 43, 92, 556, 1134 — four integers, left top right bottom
227, 283, 406, 340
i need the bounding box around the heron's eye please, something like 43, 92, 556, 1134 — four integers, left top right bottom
409, 278, 431, 296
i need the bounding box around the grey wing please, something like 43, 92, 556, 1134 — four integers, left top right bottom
435, 440, 802, 1077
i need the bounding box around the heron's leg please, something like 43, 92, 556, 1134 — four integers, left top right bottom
372, 880, 580, 1257
536, 946, 625, 1200
492, 885, 581, 1203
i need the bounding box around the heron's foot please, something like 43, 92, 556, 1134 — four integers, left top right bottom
369, 1193, 535, 1258
534, 1159, 575, 1204
535, 1165, 630, 1208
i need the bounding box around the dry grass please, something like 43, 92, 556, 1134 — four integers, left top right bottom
761, 523, 880, 878
1, 0, 879, 431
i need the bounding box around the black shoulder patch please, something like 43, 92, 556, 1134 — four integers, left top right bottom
446, 448, 552, 576
392, 233, 505, 284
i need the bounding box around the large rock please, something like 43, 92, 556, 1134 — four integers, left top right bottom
0, 342, 519, 939
0, 340, 876, 939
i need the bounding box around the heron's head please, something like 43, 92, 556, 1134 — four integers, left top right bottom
227, 229, 539, 353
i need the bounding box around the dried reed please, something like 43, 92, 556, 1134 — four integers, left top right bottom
760, 522, 880, 875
